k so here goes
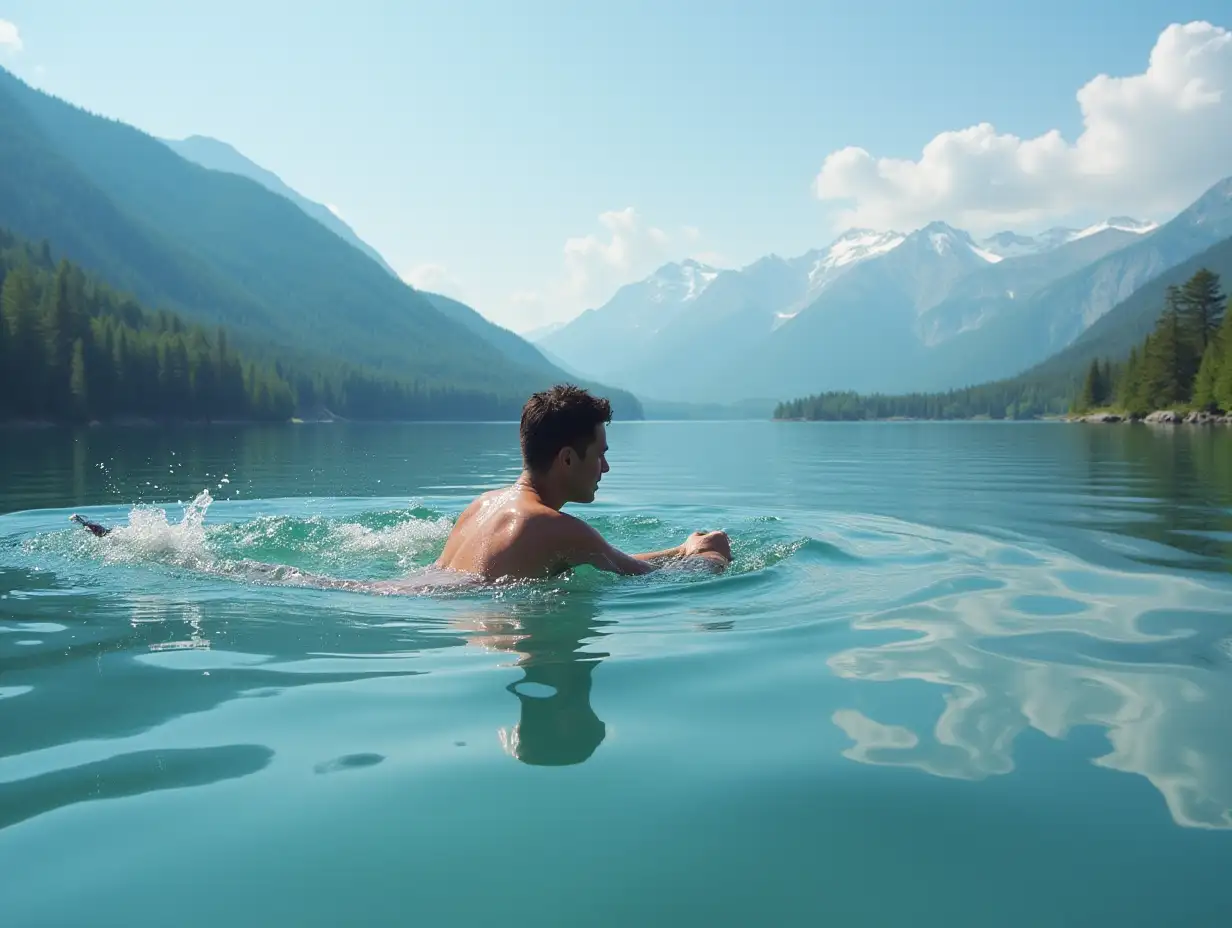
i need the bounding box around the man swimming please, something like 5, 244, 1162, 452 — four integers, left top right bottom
433, 384, 731, 581
73, 384, 730, 588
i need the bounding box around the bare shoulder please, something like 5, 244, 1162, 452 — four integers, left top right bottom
515, 504, 584, 540
453, 489, 504, 523
508, 507, 598, 558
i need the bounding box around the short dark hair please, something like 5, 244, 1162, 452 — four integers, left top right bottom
520, 384, 612, 473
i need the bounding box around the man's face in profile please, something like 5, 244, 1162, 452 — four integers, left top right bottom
567, 423, 609, 503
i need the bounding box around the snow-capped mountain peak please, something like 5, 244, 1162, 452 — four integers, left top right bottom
903, 222, 1001, 263
1070, 216, 1159, 241
645, 258, 720, 303
801, 228, 905, 292
979, 217, 1157, 257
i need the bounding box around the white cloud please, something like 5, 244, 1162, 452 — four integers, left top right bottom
401, 262, 466, 300
512, 207, 704, 330
0, 19, 22, 53
814, 21, 1232, 233
690, 250, 727, 268
560, 207, 673, 305
324, 202, 343, 219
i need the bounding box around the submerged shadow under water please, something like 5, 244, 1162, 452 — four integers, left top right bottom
454, 593, 614, 767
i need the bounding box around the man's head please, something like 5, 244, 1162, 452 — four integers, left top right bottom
520, 384, 612, 503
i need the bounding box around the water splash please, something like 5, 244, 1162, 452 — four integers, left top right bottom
101, 489, 216, 569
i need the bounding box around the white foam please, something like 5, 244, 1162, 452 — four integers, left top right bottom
101, 489, 216, 570
330, 517, 454, 569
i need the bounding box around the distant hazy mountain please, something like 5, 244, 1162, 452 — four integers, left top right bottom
539, 258, 721, 380
542, 229, 905, 389
979, 218, 1157, 259
420, 291, 643, 416
539, 186, 1220, 405
1020, 231, 1232, 390
913, 177, 1232, 391
914, 226, 1145, 349
693, 222, 1007, 402
162, 134, 399, 277
523, 321, 565, 342
789, 228, 907, 303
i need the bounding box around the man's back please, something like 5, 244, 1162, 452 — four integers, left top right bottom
434, 485, 569, 581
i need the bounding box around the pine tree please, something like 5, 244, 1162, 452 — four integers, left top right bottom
112, 327, 129, 411
69, 337, 88, 419
1142, 294, 1199, 409
42, 263, 75, 412
3, 265, 42, 415
0, 272, 7, 416
1214, 311, 1232, 413
1096, 360, 1110, 405
1193, 345, 1221, 411
1118, 346, 1145, 415
1179, 268, 1225, 354
92, 319, 116, 417
1077, 359, 1102, 411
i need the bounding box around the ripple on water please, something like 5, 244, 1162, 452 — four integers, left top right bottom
4, 489, 1232, 833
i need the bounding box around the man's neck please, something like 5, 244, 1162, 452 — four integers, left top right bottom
514, 470, 566, 511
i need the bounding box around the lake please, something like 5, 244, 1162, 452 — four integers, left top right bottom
1, 421, 1231, 926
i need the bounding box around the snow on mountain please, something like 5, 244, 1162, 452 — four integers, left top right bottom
537, 258, 722, 380
915, 222, 1001, 263
979, 231, 1039, 258
796, 229, 905, 294
1069, 216, 1159, 242
648, 258, 721, 303
980, 218, 1157, 258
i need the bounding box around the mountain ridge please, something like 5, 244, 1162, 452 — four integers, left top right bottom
162, 134, 400, 278
538, 182, 1218, 404
0, 65, 642, 418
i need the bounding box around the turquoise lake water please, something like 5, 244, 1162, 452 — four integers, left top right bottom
2, 421, 1231, 926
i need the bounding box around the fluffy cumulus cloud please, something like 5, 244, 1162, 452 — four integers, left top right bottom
814, 21, 1232, 232
512, 208, 704, 330
0, 19, 23, 53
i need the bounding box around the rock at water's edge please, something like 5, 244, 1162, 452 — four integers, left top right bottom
1081, 413, 1122, 423
1144, 410, 1183, 424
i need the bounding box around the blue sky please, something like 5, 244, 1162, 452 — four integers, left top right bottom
1, 1, 1230, 332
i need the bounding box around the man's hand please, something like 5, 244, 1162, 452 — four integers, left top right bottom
682, 530, 731, 563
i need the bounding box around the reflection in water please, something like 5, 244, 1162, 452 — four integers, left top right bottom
0, 745, 274, 831
132, 595, 209, 651
458, 594, 612, 767
828, 552, 1232, 830
0, 580, 453, 764
1075, 425, 1232, 571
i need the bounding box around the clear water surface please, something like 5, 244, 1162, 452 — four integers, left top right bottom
2, 421, 1231, 926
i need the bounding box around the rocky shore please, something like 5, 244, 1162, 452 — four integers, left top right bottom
1070, 410, 1232, 425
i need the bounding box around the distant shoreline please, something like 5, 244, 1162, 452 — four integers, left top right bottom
0, 417, 333, 429
773, 415, 1064, 423
774, 410, 1232, 424
1065, 410, 1232, 425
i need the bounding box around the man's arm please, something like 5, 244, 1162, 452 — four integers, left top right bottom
554, 516, 663, 575
631, 545, 685, 565
554, 517, 728, 576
